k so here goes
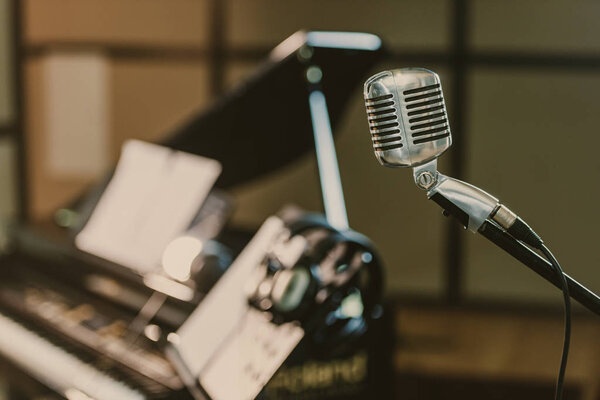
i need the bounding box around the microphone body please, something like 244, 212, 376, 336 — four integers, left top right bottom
364, 68, 451, 168
426, 170, 498, 232
363, 67, 541, 247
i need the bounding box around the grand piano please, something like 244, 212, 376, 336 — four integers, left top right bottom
0, 31, 387, 400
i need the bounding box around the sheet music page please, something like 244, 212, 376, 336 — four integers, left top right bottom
75, 140, 221, 273
200, 308, 304, 400
172, 217, 305, 400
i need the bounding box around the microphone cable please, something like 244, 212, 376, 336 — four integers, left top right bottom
539, 244, 571, 400
492, 214, 571, 400
493, 212, 571, 400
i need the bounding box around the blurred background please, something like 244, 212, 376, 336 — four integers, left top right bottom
1, 0, 600, 398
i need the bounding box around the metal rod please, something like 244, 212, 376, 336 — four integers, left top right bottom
307, 88, 349, 231
125, 291, 167, 343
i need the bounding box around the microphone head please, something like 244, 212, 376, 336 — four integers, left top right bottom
363, 68, 452, 167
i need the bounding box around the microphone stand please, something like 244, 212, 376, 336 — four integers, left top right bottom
414, 159, 600, 317
478, 220, 600, 317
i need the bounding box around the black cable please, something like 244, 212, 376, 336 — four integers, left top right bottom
539, 244, 571, 400
499, 213, 571, 399
434, 201, 574, 397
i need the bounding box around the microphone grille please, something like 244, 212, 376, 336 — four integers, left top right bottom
364, 93, 403, 152
402, 83, 450, 145
364, 68, 452, 168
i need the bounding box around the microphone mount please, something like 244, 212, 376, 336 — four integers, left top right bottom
412, 158, 499, 233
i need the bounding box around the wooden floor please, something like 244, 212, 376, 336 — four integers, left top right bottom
394, 306, 600, 400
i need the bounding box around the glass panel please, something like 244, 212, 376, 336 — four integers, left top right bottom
24, 0, 211, 48
465, 69, 600, 304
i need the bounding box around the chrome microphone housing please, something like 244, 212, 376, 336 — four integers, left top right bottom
363, 68, 452, 167
363, 67, 501, 233
363, 67, 534, 238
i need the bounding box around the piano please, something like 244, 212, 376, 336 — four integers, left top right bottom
0, 31, 386, 400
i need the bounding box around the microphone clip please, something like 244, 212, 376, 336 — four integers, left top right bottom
412, 159, 499, 233
412, 159, 543, 248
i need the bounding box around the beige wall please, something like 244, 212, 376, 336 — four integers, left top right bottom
464, 0, 600, 305
465, 69, 600, 305
24, 54, 212, 218
22, 0, 214, 219
24, 0, 212, 48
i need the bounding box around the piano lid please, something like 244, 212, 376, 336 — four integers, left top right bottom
52, 31, 383, 235
163, 30, 384, 188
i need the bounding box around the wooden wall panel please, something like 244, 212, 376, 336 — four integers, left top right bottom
24, 55, 210, 219
465, 69, 600, 304
472, 0, 600, 53
226, 0, 451, 51
24, 0, 211, 48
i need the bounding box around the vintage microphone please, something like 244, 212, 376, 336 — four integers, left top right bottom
365, 68, 539, 243
363, 67, 600, 400
362, 67, 600, 314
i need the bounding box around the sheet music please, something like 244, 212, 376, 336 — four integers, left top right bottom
171, 217, 305, 400
200, 308, 303, 400
75, 140, 221, 274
